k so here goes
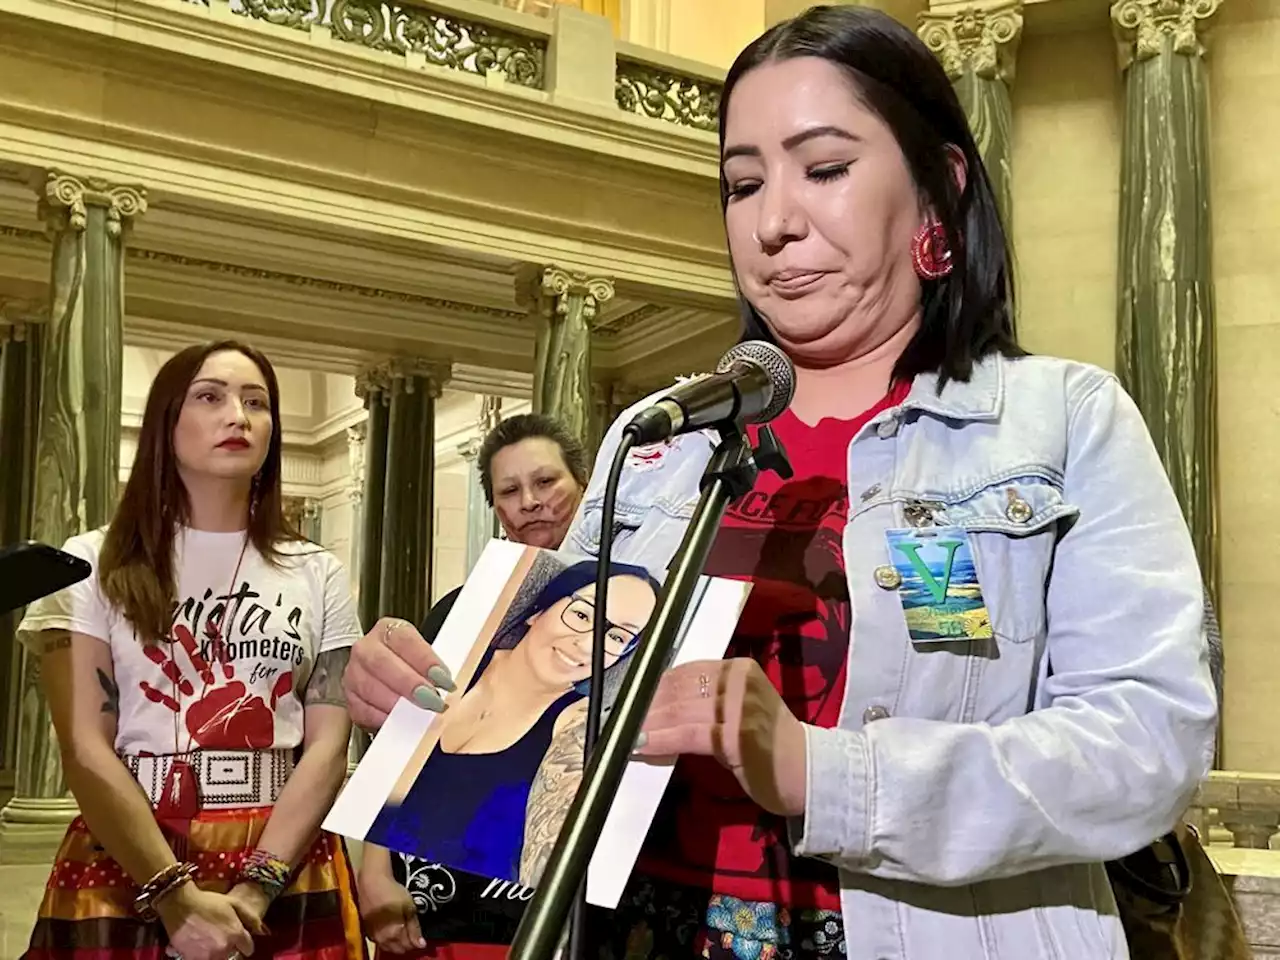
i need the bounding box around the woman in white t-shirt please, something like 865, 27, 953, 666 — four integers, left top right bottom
19, 341, 365, 960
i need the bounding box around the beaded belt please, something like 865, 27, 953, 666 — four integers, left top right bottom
125, 749, 295, 810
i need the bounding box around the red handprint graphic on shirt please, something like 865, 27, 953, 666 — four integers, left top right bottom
139, 625, 293, 750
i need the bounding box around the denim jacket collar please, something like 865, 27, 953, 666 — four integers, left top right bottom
900, 352, 1005, 423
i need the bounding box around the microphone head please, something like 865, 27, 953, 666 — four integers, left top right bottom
716, 340, 795, 424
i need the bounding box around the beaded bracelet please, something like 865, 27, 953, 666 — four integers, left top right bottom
239, 848, 291, 901
134, 861, 197, 922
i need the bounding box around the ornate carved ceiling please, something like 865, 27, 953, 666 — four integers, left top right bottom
0, 169, 738, 390
0, 0, 745, 390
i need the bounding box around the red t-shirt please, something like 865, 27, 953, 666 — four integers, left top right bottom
638, 380, 911, 908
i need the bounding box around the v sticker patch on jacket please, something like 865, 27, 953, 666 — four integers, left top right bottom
884, 527, 994, 642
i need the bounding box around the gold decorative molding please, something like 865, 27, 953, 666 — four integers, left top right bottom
355, 363, 391, 403
539, 266, 615, 322
346, 422, 367, 504
236, 0, 549, 89
596, 303, 662, 339
917, 1, 1024, 83
0, 297, 43, 328
127, 249, 528, 321
386, 357, 452, 397
0, 224, 44, 244
1111, 0, 1221, 68
615, 55, 722, 132
35, 170, 147, 235
356, 357, 452, 401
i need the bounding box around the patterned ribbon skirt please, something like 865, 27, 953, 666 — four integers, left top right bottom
22, 808, 367, 960
382, 873, 845, 960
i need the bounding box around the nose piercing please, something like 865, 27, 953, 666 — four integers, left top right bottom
698, 673, 711, 699
752, 231, 761, 245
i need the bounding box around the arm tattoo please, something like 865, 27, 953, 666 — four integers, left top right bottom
519, 706, 587, 888
42, 631, 72, 655
96, 668, 120, 715
305, 648, 351, 707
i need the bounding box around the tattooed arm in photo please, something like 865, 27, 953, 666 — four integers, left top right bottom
519, 699, 589, 888
40, 630, 189, 886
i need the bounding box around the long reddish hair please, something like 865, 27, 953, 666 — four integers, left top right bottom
99, 340, 302, 644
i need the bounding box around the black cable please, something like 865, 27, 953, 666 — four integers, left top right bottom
565, 425, 639, 960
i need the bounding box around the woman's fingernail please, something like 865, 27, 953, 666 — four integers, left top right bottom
633, 732, 648, 750
427, 664, 457, 692
412, 685, 446, 713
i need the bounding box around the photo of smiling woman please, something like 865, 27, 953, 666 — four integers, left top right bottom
363, 557, 660, 886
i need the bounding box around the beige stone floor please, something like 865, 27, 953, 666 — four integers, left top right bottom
0, 864, 51, 958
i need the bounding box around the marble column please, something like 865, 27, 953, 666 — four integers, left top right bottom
1110, 0, 1221, 610
534, 267, 614, 446
918, 0, 1023, 266
377, 360, 450, 630
588, 379, 646, 456
1113, 0, 1222, 763
345, 422, 367, 594
0, 170, 147, 864
300, 498, 323, 544
459, 395, 502, 573
0, 306, 45, 790
343, 424, 368, 771
354, 367, 390, 636
348, 378, 387, 768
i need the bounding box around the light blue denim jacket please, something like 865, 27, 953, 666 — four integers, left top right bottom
565, 353, 1217, 960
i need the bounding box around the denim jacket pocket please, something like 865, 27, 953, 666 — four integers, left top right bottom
936, 473, 1080, 646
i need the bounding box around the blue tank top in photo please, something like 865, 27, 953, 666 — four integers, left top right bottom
368, 646, 581, 882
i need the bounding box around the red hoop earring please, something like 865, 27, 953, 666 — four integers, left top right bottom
911, 219, 953, 280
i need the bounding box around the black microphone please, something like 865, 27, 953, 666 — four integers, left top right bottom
625, 340, 796, 444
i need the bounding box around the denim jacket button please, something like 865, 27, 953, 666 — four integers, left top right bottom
1005, 493, 1033, 524
863, 705, 891, 724
873, 565, 902, 590
876, 417, 899, 439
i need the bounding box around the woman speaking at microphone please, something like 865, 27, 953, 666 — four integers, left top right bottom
346, 6, 1216, 958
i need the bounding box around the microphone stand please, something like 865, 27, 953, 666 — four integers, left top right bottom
508, 421, 792, 960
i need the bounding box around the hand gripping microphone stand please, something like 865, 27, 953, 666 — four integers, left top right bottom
507, 419, 793, 960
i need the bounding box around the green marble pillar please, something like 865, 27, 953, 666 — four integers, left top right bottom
461, 395, 501, 573
378, 361, 449, 631
535, 267, 614, 447
344, 423, 367, 598
588, 379, 645, 457
0, 170, 146, 864
1113, 0, 1222, 763
0, 310, 44, 788
355, 372, 390, 633
918, 0, 1022, 331
1111, 0, 1221, 608
348, 378, 388, 763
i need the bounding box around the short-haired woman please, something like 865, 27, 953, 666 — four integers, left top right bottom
355, 412, 591, 958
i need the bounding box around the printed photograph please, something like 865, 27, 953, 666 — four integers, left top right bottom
326, 540, 750, 907
367, 549, 659, 884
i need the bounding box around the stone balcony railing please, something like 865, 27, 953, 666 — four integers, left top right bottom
1187, 771, 1280, 958
192, 0, 724, 133
1190, 770, 1280, 851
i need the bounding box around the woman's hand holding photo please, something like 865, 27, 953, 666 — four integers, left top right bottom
345, 617, 458, 729
633, 659, 808, 818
